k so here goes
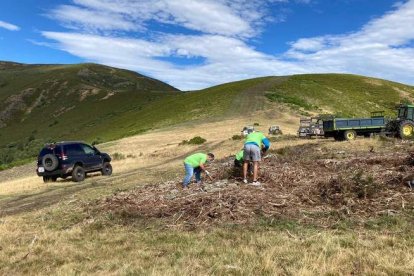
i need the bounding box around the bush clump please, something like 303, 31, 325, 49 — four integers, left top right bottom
351, 170, 376, 199
112, 152, 126, 160
180, 136, 207, 145
232, 134, 243, 140
319, 170, 377, 203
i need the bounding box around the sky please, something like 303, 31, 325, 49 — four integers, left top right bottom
0, 0, 413, 90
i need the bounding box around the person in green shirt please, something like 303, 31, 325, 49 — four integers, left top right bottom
234, 150, 244, 167
235, 149, 255, 177
183, 152, 215, 187
243, 131, 270, 186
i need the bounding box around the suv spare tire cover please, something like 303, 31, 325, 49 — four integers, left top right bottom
42, 154, 59, 171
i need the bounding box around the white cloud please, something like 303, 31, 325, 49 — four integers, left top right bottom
49, 0, 284, 38
48, 5, 138, 32
290, 37, 329, 52
0, 20, 20, 31
42, 31, 304, 89
154, 0, 253, 37
287, 0, 414, 85
41, 0, 414, 89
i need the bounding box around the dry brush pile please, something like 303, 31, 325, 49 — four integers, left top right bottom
94, 142, 414, 228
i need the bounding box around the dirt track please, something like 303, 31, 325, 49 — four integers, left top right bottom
0, 164, 174, 217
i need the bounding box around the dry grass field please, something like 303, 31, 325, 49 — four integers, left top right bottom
1, 111, 413, 275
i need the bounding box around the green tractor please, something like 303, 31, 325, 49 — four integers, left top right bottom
386, 104, 414, 139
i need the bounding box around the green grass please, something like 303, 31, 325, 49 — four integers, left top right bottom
265, 90, 315, 110
179, 136, 207, 145
265, 74, 414, 117
1, 200, 412, 275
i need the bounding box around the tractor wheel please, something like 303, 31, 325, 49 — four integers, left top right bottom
344, 130, 357, 141
399, 121, 414, 139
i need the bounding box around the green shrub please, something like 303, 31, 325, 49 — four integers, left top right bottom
0, 150, 15, 164
180, 136, 207, 145
232, 134, 243, 140
351, 171, 376, 199
112, 152, 126, 160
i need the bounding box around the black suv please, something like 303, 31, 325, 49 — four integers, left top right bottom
37, 141, 112, 183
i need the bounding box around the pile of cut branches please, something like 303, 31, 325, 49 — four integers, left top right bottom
95, 143, 414, 228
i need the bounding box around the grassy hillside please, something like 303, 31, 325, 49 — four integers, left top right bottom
0, 61, 179, 168
1, 60, 414, 169
264, 74, 414, 117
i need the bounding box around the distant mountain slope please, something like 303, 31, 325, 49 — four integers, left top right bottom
263, 74, 414, 117
0, 61, 178, 128
1, 61, 414, 169
0, 61, 179, 167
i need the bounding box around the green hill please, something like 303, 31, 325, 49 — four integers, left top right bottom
1, 61, 414, 169
0, 61, 179, 168
264, 74, 414, 117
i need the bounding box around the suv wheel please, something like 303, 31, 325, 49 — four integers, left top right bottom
101, 162, 113, 176
72, 166, 86, 182
43, 176, 57, 183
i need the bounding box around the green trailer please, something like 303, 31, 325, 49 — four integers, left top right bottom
323, 112, 386, 141
322, 104, 414, 141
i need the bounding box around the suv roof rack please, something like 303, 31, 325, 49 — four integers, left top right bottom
56, 141, 85, 144
43, 141, 86, 147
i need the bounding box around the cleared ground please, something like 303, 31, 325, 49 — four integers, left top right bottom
0, 111, 413, 275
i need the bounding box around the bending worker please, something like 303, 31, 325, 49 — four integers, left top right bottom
243, 131, 270, 185
183, 152, 215, 188
234, 150, 244, 167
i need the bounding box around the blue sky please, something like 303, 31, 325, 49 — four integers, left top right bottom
0, 0, 413, 90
